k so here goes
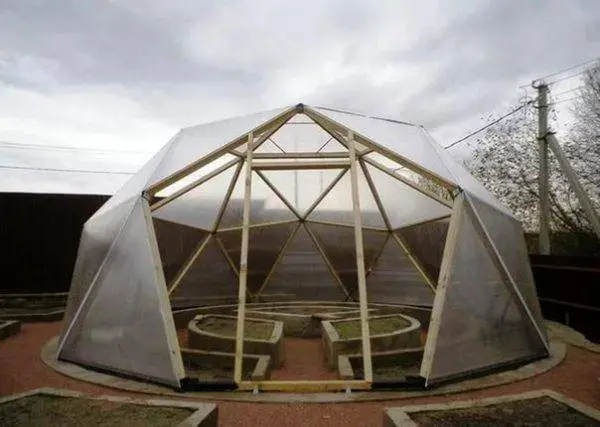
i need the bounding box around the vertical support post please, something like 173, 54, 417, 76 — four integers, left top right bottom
234, 132, 253, 383
536, 83, 551, 254
547, 134, 600, 240
348, 130, 373, 382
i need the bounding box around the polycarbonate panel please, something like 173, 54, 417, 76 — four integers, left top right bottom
307, 223, 387, 298
59, 198, 183, 387
367, 235, 434, 306
218, 166, 245, 229
152, 163, 237, 231
398, 219, 449, 284
313, 107, 456, 183
267, 114, 346, 152
420, 128, 512, 217
365, 163, 451, 229
149, 107, 291, 186
426, 200, 547, 384
264, 225, 347, 300
251, 171, 299, 224
170, 236, 238, 309
467, 194, 547, 340
218, 223, 298, 295
152, 218, 208, 285
59, 196, 138, 347
260, 169, 345, 217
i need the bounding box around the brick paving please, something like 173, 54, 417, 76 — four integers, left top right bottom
1, 322, 599, 426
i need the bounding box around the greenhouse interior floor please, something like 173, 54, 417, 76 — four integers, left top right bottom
0, 321, 598, 426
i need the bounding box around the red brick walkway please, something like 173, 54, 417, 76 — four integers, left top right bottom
1, 322, 599, 427
270, 338, 338, 381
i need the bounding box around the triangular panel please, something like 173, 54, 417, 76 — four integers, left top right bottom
170, 236, 239, 308
58, 198, 183, 387
153, 218, 208, 285
152, 163, 237, 231
366, 235, 434, 306
366, 163, 451, 229
425, 199, 547, 384
251, 171, 299, 224
466, 194, 547, 340
266, 114, 347, 153
263, 225, 347, 300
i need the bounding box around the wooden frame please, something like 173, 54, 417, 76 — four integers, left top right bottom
167, 234, 212, 296
391, 232, 436, 293
217, 219, 299, 233
348, 129, 373, 382
305, 219, 388, 232
214, 234, 239, 277
234, 132, 254, 383
254, 170, 302, 220
302, 168, 349, 220
211, 162, 244, 232
359, 159, 392, 229
252, 160, 351, 170
419, 193, 464, 382
237, 380, 370, 392
253, 152, 348, 159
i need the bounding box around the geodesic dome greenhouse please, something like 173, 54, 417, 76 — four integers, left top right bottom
57, 104, 549, 390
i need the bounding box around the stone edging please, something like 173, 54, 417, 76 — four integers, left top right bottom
546, 320, 600, 353
0, 387, 218, 427
383, 389, 600, 426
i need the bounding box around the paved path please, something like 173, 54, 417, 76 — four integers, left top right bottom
270, 338, 338, 381
1, 322, 599, 427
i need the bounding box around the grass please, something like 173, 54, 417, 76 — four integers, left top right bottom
334, 315, 410, 339
410, 396, 598, 427
0, 395, 193, 427
199, 316, 274, 340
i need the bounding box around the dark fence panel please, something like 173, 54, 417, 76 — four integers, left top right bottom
0, 192, 108, 293
530, 254, 600, 343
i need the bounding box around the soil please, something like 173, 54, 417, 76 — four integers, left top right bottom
0, 394, 192, 427
410, 396, 599, 426
334, 316, 411, 339
199, 317, 273, 340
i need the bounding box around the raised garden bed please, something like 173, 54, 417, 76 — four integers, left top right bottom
322, 314, 421, 369
187, 314, 284, 366
0, 388, 217, 427
338, 347, 423, 380
384, 390, 600, 427
181, 348, 270, 381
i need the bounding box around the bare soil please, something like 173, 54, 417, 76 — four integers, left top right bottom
410, 396, 599, 426
199, 317, 273, 340
334, 316, 410, 339
0, 394, 192, 427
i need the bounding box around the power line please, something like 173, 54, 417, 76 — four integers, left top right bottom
531, 56, 600, 85
0, 164, 135, 175
443, 102, 532, 150
0, 141, 154, 155
551, 86, 584, 98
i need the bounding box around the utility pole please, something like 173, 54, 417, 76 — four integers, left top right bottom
536, 82, 551, 254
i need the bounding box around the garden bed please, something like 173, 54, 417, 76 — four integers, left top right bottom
181, 348, 270, 381
339, 347, 423, 380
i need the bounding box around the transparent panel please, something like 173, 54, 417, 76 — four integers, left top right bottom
169, 236, 238, 309
467, 194, 547, 340
152, 163, 237, 231
426, 201, 547, 384
150, 107, 291, 186
264, 224, 347, 300
153, 218, 208, 286
59, 196, 138, 347
254, 139, 286, 153
397, 218, 450, 284
218, 165, 245, 229
365, 163, 451, 229
367, 235, 434, 306
314, 107, 456, 183
260, 169, 345, 217
59, 198, 182, 387
263, 113, 347, 153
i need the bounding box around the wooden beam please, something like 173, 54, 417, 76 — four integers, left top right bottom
302, 168, 349, 220
251, 160, 350, 170
419, 194, 464, 383
148, 108, 297, 195
234, 132, 254, 383
363, 156, 453, 208
252, 222, 302, 299
303, 223, 351, 299
214, 234, 239, 277
359, 159, 392, 230
396, 214, 452, 230
254, 170, 302, 220
212, 162, 244, 232
348, 129, 373, 382
252, 152, 349, 159
304, 106, 457, 191
391, 232, 436, 293
167, 234, 212, 296
305, 219, 387, 232
238, 380, 370, 392
150, 158, 240, 211
217, 219, 299, 233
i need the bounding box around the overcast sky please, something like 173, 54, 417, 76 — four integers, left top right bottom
1, 0, 599, 194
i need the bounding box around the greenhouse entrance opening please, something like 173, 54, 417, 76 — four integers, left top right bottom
58, 104, 549, 392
